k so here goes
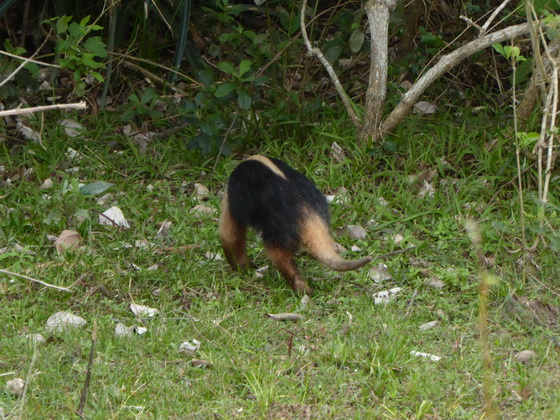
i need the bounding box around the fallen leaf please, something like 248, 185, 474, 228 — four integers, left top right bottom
60, 119, 83, 137
410, 350, 441, 362
115, 323, 134, 337
99, 206, 130, 228
266, 313, 306, 322
419, 321, 439, 331
155, 220, 172, 239
413, 101, 437, 115
46, 311, 87, 332
344, 225, 367, 240
179, 339, 201, 354
26, 333, 45, 344
205, 251, 223, 260
193, 183, 210, 201
426, 276, 445, 289
368, 263, 394, 283
16, 121, 40, 141
189, 204, 215, 216
65, 147, 83, 161
255, 265, 269, 278
54, 230, 83, 254
130, 303, 159, 318
191, 359, 211, 368
418, 180, 435, 198
330, 142, 345, 163
372, 287, 401, 304
38, 178, 53, 190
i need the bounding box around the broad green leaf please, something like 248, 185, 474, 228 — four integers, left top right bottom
239, 59, 252, 77
349, 30, 365, 53
218, 61, 236, 76
492, 43, 505, 56
79, 16, 91, 26
84, 36, 107, 57
56, 18, 68, 34
80, 181, 113, 195
237, 89, 252, 109
215, 82, 236, 98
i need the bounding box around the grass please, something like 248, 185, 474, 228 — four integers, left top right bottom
0, 115, 559, 419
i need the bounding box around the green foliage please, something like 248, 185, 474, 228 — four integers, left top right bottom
45, 15, 107, 96
120, 87, 164, 122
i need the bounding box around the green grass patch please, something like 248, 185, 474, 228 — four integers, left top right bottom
1, 118, 559, 418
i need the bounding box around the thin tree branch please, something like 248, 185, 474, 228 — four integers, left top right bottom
0, 102, 87, 117
381, 23, 531, 135
300, 0, 361, 128
0, 269, 72, 292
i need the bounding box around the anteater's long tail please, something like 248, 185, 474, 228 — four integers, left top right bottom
301, 212, 372, 272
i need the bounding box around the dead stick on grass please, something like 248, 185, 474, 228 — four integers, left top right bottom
0, 102, 87, 117
16, 342, 39, 420
0, 269, 72, 292
76, 320, 98, 418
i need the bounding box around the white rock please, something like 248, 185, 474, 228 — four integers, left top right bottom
26, 333, 45, 344
372, 287, 401, 304
515, 350, 537, 363
130, 303, 159, 318
179, 339, 201, 354
6, 378, 25, 396
45, 311, 87, 332
419, 321, 439, 331
411, 350, 441, 362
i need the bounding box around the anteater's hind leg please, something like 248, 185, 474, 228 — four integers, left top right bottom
265, 245, 313, 295
219, 197, 249, 270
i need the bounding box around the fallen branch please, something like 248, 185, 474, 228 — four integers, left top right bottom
0, 269, 72, 292
0, 102, 87, 117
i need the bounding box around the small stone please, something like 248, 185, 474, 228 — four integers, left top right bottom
26, 333, 45, 344
515, 350, 537, 363
6, 378, 25, 396
426, 276, 445, 289
419, 321, 438, 331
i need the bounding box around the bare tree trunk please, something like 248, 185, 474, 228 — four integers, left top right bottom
360, 0, 398, 142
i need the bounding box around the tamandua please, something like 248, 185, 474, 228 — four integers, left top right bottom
219, 155, 372, 294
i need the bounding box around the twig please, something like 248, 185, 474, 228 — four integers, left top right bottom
0, 49, 61, 68
300, 0, 360, 127
481, 0, 513, 35
0, 269, 72, 292
283, 329, 295, 359
460, 16, 483, 33
0, 102, 87, 117
405, 288, 419, 317
214, 114, 238, 171
121, 60, 188, 96
0, 31, 52, 89
370, 245, 418, 262
76, 320, 97, 418
16, 341, 39, 420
